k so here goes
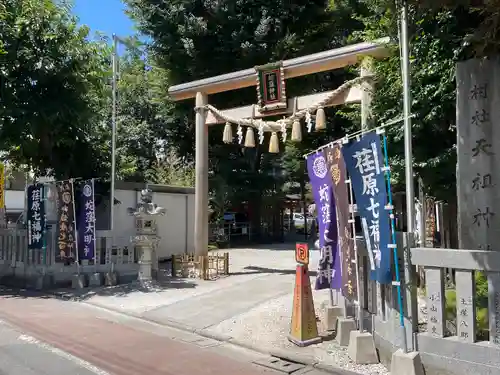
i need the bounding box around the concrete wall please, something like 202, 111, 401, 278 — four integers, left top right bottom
96, 188, 195, 260
94, 183, 195, 259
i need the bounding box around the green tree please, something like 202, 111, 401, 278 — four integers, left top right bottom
356, 2, 484, 200
145, 149, 195, 187
125, 0, 368, 234
404, 0, 500, 56
0, 0, 111, 179
113, 45, 173, 181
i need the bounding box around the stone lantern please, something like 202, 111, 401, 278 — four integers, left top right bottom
128, 188, 166, 286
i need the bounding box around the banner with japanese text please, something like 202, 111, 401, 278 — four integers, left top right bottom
307, 151, 342, 290
342, 133, 392, 284
326, 145, 357, 300
0, 163, 6, 227
27, 184, 45, 250
77, 179, 96, 261
56, 180, 76, 262
0, 163, 5, 209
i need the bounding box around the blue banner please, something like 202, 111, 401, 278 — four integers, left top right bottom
77, 179, 96, 260
342, 133, 392, 284
306, 151, 342, 290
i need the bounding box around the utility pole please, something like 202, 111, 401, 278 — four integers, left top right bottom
401, 2, 414, 237
111, 34, 118, 232
400, 0, 413, 354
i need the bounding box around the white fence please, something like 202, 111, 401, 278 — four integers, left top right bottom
0, 228, 138, 286
353, 232, 500, 375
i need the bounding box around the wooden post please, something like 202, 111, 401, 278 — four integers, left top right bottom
224, 252, 229, 274
195, 92, 209, 257
360, 57, 373, 132
171, 255, 176, 277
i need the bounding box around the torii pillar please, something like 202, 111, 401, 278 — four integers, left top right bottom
194, 92, 209, 257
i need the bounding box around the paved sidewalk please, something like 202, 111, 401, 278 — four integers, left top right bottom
14, 246, 389, 375
0, 295, 285, 375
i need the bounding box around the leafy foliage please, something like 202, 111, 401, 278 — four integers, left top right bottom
124, 0, 371, 223
113, 45, 172, 181
403, 0, 500, 57
145, 150, 195, 187
356, 3, 484, 200
4, 0, 497, 211
0, 0, 111, 179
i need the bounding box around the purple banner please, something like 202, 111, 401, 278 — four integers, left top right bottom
56, 180, 76, 263
27, 184, 46, 250
307, 151, 341, 290
77, 179, 96, 260
326, 145, 357, 300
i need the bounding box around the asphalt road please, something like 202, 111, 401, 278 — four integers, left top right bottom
0, 322, 105, 375
0, 294, 290, 375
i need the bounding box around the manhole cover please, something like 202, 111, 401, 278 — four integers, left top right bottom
253, 357, 305, 374
178, 337, 221, 348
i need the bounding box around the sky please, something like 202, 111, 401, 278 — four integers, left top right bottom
73, 0, 136, 39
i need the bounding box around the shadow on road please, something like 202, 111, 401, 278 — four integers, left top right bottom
230, 265, 317, 277
0, 276, 198, 302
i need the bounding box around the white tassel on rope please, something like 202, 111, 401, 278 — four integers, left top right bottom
281, 121, 287, 142
305, 111, 313, 133
223, 122, 233, 143
258, 121, 265, 144
269, 132, 279, 153
291, 119, 302, 142
237, 124, 243, 144
244, 127, 256, 148
315, 107, 326, 131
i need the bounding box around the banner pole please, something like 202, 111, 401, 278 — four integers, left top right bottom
346, 175, 363, 332
335, 186, 342, 309
303, 117, 411, 160
329, 286, 334, 306
382, 133, 408, 353
92, 179, 98, 273
333, 231, 342, 308
0, 162, 5, 228
71, 179, 80, 275
42, 183, 47, 266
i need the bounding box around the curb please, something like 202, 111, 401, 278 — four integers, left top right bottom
82, 300, 364, 375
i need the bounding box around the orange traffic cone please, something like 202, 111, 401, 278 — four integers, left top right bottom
288, 264, 321, 346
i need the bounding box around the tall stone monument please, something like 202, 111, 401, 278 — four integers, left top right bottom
128, 189, 166, 287
456, 58, 500, 345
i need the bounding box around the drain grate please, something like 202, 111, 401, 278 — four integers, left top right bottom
253, 357, 306, 374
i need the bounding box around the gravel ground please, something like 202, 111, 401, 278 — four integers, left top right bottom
208, 290, 389, 375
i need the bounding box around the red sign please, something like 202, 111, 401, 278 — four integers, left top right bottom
295, 243, 309, 265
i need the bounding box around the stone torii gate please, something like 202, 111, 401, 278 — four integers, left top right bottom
168, 39, 388, 258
